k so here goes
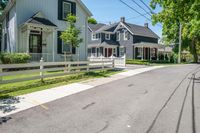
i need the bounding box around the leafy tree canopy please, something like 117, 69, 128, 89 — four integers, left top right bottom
88, 17, 97, 24
150, 0, 200, 62
60, 14, 83, 48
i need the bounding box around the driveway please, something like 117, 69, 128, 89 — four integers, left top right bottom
1, 64, 200, 133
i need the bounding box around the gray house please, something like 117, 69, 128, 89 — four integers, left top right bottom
88, 17, 160, 60
0, 0, 92, 62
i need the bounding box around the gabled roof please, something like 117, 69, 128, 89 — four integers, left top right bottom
124, 22, 160, 39
88, 23, 106, 32
24, 12, 57, 27
88, 21, 160, 39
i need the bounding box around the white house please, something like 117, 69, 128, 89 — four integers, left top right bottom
0, 0, 92, 62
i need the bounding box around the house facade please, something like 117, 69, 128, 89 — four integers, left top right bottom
88, 17, 160, 60
0, 0, 92, 62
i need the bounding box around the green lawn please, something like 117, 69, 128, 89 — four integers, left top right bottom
0, 70, 122, 99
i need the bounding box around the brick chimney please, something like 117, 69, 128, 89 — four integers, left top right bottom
120, 17, 125, 23
144, 23, 148, 28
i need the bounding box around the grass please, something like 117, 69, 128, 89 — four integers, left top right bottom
126, 59, 150, 65
0, 70, 122, 99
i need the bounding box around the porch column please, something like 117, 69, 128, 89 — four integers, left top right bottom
141, 46, 144, 60
156, 48, 159, 60
150, 48, 152, 61
26, 29, 30, 53
52, 30, 55, 62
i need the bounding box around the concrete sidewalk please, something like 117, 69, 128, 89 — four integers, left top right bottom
0, 66, 164, 117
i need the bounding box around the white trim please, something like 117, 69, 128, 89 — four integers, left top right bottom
116, 31, 120, 41
114, 22, 134, 35
91, 32, 99, 40
62, 41, 72, 54
62, 1, 72, 19
124, 30, 129, 40
105, 33, 110, 40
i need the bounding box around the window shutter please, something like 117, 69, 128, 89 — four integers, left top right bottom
71, 2, 76, 16
72, 47, 76, 54
58, 0, 63, 20
57, 31, 63, 54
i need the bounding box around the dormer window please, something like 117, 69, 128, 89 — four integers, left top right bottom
105, 33, 110, 40
92, 33, 99, 40
124, 30, 130, 40
63, 2, 72, 19
116, 31, 120, 41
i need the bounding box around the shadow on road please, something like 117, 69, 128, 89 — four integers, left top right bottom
0, 117, 12, 125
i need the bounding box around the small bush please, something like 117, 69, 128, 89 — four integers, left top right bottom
150, 60, 171, 64
0, 53, 31, 64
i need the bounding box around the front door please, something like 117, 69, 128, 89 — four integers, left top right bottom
29, 34, 42, 53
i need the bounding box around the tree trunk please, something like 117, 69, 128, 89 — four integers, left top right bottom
191, 38, 198, 63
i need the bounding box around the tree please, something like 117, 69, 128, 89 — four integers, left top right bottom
0, 0, 8, 50
150, 0, 200, 62
88, 17, 97, 24
60, 14, 83, 53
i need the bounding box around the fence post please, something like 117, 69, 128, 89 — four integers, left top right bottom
68, 63, 71, 73
102, 57, 105, 71
40, 58, 44, 82
112, 58, 115, 68
0, 67, 2, 83
87, 62, 89, 72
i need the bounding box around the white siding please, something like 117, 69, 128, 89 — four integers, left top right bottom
16, 0, 89, 60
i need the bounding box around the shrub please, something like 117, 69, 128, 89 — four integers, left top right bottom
150, 60, 171, 64
126, 59, 150, 65
0, 53, 31, 64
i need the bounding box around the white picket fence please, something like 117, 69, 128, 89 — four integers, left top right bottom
88, 55, 126, 68
0, 59, 114, 84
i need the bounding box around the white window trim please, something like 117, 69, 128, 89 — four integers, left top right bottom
62, 41, 72, 54
116, 31, 120, 41
124, 30, 128, 40
92, 33, 99, 40
62, 2, 72, 19
105, 33, 110, 40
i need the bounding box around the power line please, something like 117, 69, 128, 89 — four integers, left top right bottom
130, 0, 152, 17
119, 0, 152, 21
138, 0, 155, 14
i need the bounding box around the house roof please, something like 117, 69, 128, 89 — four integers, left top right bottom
88, 23, 106, 32
26, 17, 57, 27
88, 21, 160, 39
124, 22, 160, 39
0, 0, 92, 21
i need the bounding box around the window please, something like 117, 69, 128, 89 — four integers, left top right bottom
62, 41, 72, 54
105, 33, 110, 40
63, 2, 71, 19
124, 30, 130, 40
120, 47, 126, 56
116, 31, 120, 41
92, 33, 99, 40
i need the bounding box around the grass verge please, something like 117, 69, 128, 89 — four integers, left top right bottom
0, 69, 122, 99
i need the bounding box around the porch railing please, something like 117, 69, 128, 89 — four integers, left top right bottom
29, 53, 53, 62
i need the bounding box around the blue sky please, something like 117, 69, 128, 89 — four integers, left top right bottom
82, 0, 162, 37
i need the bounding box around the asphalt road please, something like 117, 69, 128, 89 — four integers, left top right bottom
1, 64, 200, 133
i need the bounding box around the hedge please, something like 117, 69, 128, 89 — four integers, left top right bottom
0, 53, 31, 64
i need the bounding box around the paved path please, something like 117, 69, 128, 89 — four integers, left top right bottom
0, 66, 162, 117
1, 64, 200, 133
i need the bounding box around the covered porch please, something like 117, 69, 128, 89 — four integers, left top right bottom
19, 12, 57, 62
88, 42, 118, 57
133, 42, 161, 60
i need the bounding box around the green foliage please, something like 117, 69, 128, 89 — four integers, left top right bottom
150, 0, 200, 62
60, 14, 83, 48
0, 53, 31, 64
126, 59, 150, 65
88, 17, 97, 24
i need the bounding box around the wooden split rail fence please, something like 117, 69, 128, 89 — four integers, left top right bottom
0, 59, 114, 84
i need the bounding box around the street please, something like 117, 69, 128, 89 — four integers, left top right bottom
1, 64, 200, 133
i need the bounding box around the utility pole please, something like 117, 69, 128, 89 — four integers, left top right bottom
178, 23, 182, 64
